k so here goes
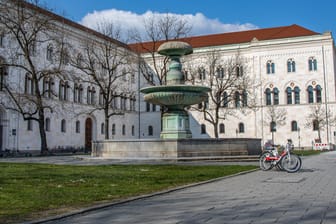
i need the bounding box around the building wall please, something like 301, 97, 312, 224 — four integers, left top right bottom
183, 32, 336, 148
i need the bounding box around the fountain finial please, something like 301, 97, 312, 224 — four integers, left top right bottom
158, 41, 192, 85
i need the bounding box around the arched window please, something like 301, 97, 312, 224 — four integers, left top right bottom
222, 92, 228, 107
61, 48, 69, 65
270, 121, 276, 132
99, 90, 104, 106
148, 125, 153, 136
291, 121, 298, 131
46, 44, 53, 61
273, 88, 279, 105
286, 87, 292, 104
238, 123, 245, 133
294, 86, 300, 104
204, 99, 209, 109
78, 84, 83, 103
75, 121, 80, 133
265, 88, 272, 105
87, 86, 96, 105
101, 123, 105, 135
43, 77, 54, 98
219, 123, 225, 134
122, 124, 126, 135
234, 91, 240, 108
111, 124, 116, 136
216, 66, 224, 78
74, 83, 79, 103
87, 86, 93, 104
308, 57, 317, 71
61, 119, 66, 133
183, 69, 188, 81
45, 118, 50, 132
265, 88, 280, 105
25, 73, 34, 95
236, 65, 243, 77
313, 119, 319, 131
287, 59, 296, 73
307, 85, 314, 103
198, 67, 206, 80
59, 80, 69, 101
0, 61, 7, 91
146, 102, 151, 112
27, 120, 33, 131
242, 90, 248, 107
76, 53, 83, 66
266, 60, 275, 74
91, 87, 96, 104
0, 32, 4, 47
201, 124, 206, 134
316, 85, 322, 103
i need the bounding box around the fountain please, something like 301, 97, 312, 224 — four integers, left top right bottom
140, 41, 211, 139
92, 41, 261, 159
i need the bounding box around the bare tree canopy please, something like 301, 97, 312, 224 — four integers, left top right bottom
186, 51, 259, 138
0, 0, 66, 154
132, 13, 192, 86
305, 104, 336, 141
69, 22, 136, 139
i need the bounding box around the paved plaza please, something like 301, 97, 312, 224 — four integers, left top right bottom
5, 151, 335, 224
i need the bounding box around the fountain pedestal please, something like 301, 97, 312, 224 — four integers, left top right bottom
161, 110, 192, 139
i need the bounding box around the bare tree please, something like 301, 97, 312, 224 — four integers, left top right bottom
263, 106, 287, 144
0, 0, 66, 154
304, 104, 336, 142
186, 50, 258, 138
70, 22, 135, 139
131, 13, 192, 86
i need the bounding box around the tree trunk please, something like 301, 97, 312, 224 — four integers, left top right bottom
213, 122, 219, 139
38, 110, 48, 155
104, 108, 109, 140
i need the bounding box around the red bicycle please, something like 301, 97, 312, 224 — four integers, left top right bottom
259, 143, 302, 173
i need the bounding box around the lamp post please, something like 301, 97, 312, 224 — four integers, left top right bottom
298, 127, 301, 150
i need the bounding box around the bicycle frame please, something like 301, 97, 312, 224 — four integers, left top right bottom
264, 146, 290, 164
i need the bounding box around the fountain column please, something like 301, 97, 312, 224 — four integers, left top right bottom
141, 41, 211, 139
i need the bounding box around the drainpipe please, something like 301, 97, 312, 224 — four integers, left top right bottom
322, 45, 330, 143
137, 54, 141, 139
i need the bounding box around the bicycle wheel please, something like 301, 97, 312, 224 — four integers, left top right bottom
280, 154, 302, 173
259, 152, 273, 171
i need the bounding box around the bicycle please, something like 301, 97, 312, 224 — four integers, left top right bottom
259, 142, 302, 173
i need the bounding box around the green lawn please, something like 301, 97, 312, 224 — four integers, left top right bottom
0, 163, 257, 223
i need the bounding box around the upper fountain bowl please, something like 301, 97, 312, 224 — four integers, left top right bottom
158, 41, 193, 57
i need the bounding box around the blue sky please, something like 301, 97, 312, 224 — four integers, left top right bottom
42, 0, 336, 40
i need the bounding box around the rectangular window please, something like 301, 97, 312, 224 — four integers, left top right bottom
27, 120, 33, 131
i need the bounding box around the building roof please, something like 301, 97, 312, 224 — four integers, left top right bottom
19, 0, 130, 49
128, 24, 319, 53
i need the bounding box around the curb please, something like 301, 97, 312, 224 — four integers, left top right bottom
25, 168, 260, 224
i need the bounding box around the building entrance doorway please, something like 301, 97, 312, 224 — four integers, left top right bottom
85, 118, 93, 152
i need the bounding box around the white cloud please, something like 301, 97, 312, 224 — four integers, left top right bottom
80, 9, 258, 42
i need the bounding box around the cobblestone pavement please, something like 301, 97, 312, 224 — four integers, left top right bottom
20, 151, 335, 224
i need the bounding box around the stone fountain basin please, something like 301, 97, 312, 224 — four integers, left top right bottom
141, 85, 211, 107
